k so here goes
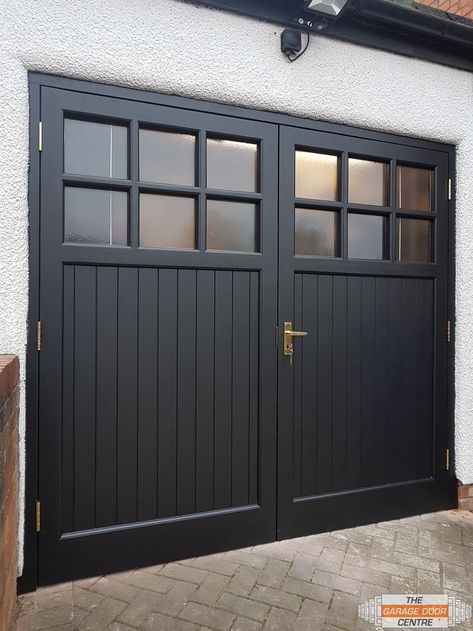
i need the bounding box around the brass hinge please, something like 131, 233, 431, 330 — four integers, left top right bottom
38, 121, 43, 152
446, 320, 451, 343
448, 178, 452, 201
35, 500, 41, 532
445, 448, 450, 471
36, 321, 42, 351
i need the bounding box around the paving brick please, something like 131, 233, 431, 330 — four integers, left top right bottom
141, 611, 199, 630
392, 551, 440, 574
316, 548, 345, 574
359, 583, 386, 602
389, 574, 417, 593
106, 623, 137, 631
344, 543, 370, 568
117, 590, 184, 628
288, 552, 318, 581
261, 607, 297, 630
443, 562, 470, 593
294, 599, 328, 631
72, 587, 105, 611
231, 617, 262, 631
75, 597, 127, 630
15, 606, 75, 630
191, 572, 230, 606
226, 567, 259, 597
251, 543, 295, 563
366, 558, 416, 580
192, 556, 239, 576
88, 577, 141, 603
216, 592, 269, 622
224, 551, 268, 569
121, 570, 175, 594
417, 569, 442, 592
370, 537, 394, 561
180, 602, 235, 631
161, 563, 209, 584
256, 559, 290, 588
250, 585, 302, 613
312, 569, 361, 596
340, 563, 390, 588
283, 576, 332, 604
325, 590, 358, 630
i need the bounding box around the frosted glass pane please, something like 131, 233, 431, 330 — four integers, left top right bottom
207, 200, 256, 252
397, 165, 433, 211
207, 138, 258, 192
140, 129, 196, 186
64, 119, 127, 179
348, 214, 386, 260
140, 194, 195, 249
349, 158, 388, 206
295, 151, 338, 201
295, 208, 337, 256
64, 187, 128, 245
397, 218, 432, 262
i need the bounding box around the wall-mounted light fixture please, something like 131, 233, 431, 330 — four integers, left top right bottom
281, 0, 349, 61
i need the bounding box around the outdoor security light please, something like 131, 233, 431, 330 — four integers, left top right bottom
306, 0, 348, 16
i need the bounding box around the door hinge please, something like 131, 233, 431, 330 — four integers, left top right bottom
35, 500, 41, 532
36, 321, 42, 351
38, 121, 43, 152
448, 178, 452, 201
445, 448, 450, 471
446, 320, 451, 343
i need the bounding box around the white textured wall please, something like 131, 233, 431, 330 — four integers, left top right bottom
0, 0, 472, 573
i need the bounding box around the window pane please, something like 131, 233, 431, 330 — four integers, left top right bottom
295, 208, 337, 257
207, 200, 257, 252
397, 218, 432, 262
348, 158, 388, 206
139, 129, 196, 186
397, 165, 433, 211
140, 194, 195, 249
348, 214, 386, 260
295, 151, 338, 201
207, 138, 258, 192
64, 187, 128, 245
64, 119, 127, 179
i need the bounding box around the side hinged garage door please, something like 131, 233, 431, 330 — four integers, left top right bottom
34, 80, 454, 585
37, 86, 279, 584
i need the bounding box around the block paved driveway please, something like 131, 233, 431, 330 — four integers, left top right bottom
16, 510, 473, 631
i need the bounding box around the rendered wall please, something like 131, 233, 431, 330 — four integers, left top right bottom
0, 0, 472, 573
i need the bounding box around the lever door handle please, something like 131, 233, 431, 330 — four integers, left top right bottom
283, 321, 309, 356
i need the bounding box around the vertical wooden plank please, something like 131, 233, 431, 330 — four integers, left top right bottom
195, 270, 215, 512
388, 278, 403, 483
332, 275, 347, 492
177, 269, 197, 515
301, 274, 317, 497
401, 279, 418, 481
415, 279, 434, 479
346, 276, 362, 490
157, 269, 178, 518
137, 268, 158, 521
62, 265, 75, 533
292, 273, 303, 498
248, 272, 259, 505
73, 265, 96, 530
117, 267, 138, 524
95, 266, 118, 527
360, 277, 377, 488
214, 271, 233, 509
316, 275, 333, 494
374, 277, 389, 486
232, 271, 250, 507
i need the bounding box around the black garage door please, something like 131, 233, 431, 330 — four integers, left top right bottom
35, 83, 453, 585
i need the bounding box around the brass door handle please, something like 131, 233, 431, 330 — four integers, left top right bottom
283, 321, 308, 356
